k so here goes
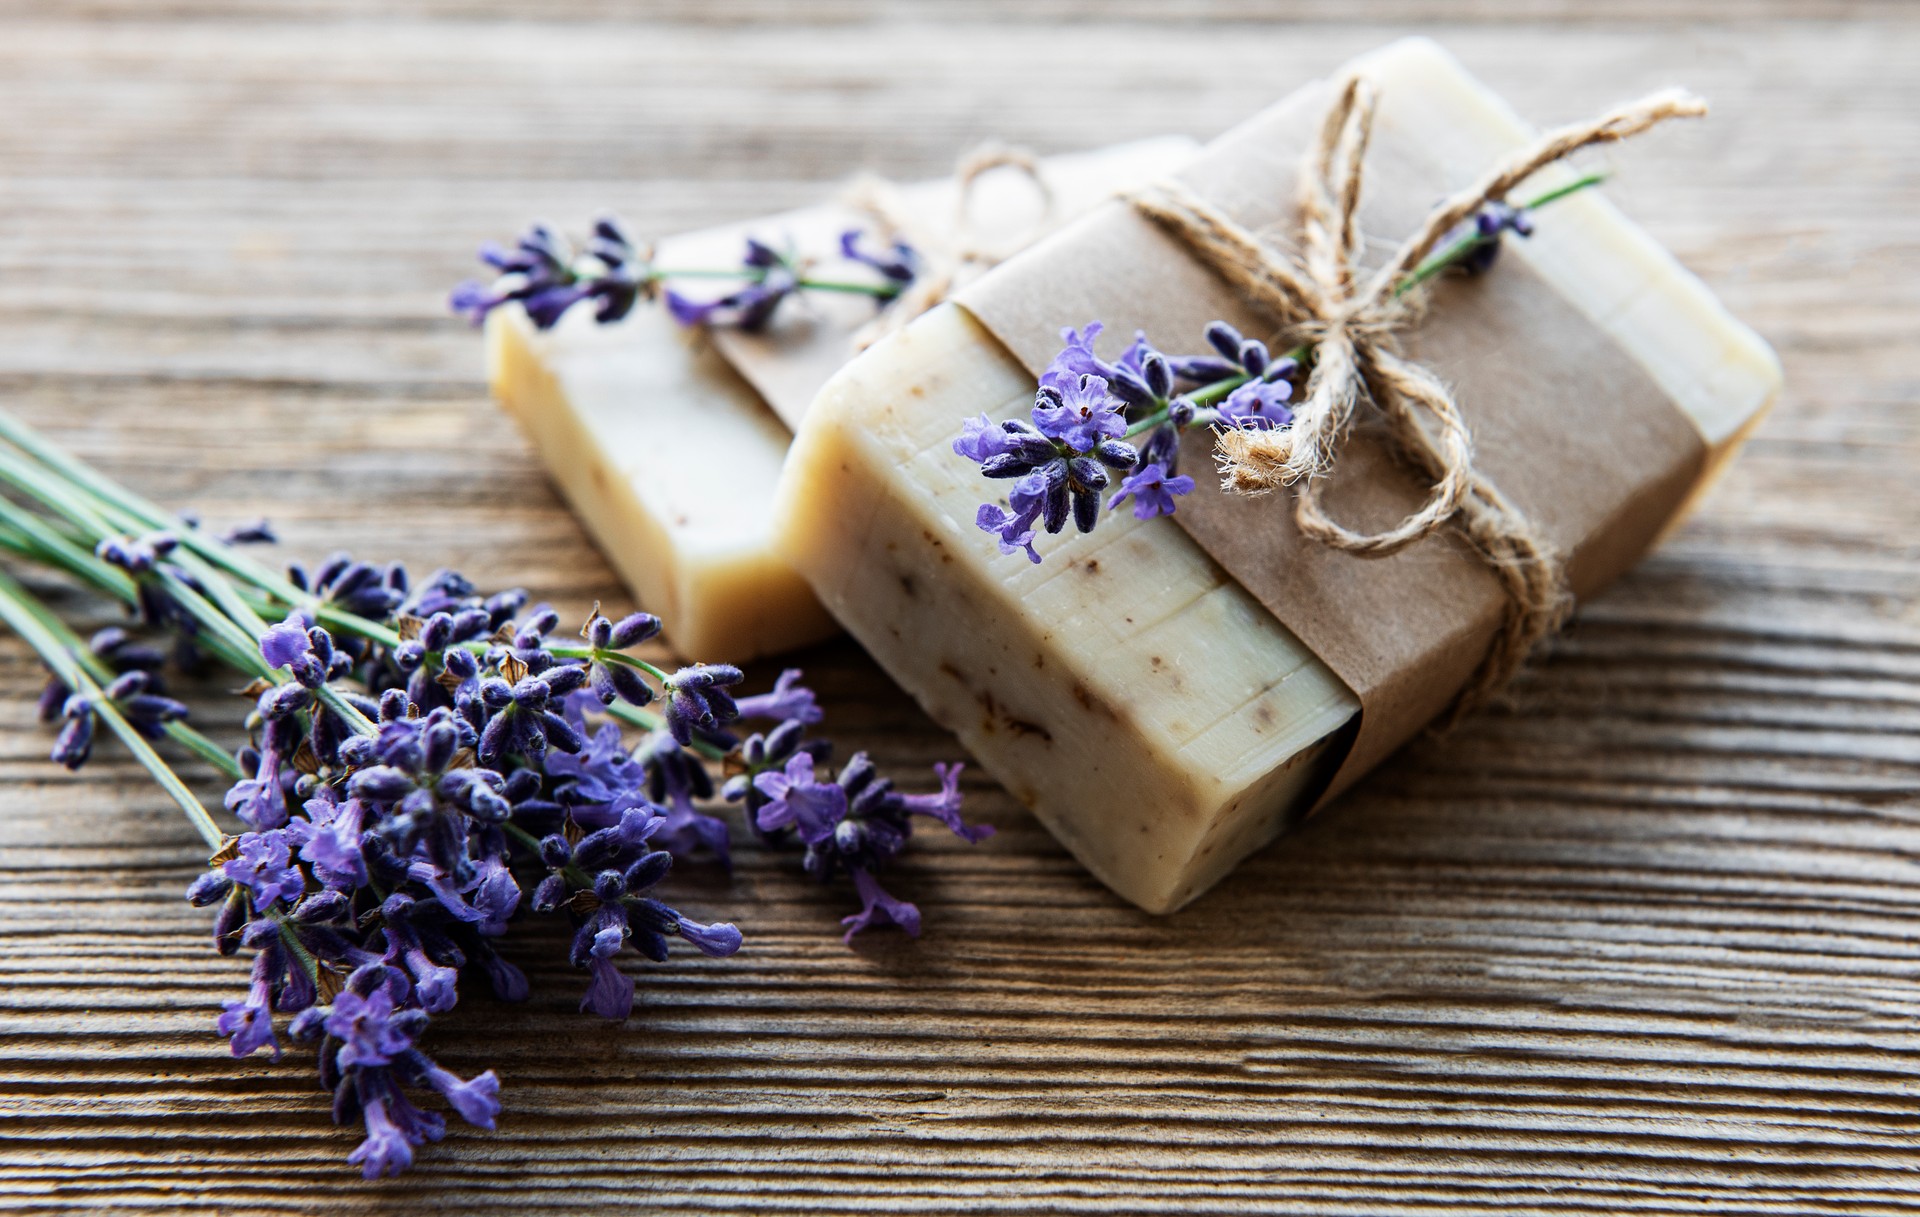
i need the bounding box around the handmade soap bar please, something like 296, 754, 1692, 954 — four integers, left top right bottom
775, 38, 1782, 913
486, 139, 1196, 662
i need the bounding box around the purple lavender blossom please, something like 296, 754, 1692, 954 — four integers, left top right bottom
449, 219, 648, 330
1217, 378, 1296, 429
1031, 375, 1126, 451
751, 754, 989, 943
664, 238, 799, 332
661, 663, 744, 746
1460, 201, 1535, 273
224, 831, 308, 912
838, 229, 918, 285
49, 694, 95, 769
1108, 463, 1197, 521
732, 668, 822, 726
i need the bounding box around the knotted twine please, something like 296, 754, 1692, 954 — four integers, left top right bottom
1129, 76, 1706, 716
842, 141, 1055, 351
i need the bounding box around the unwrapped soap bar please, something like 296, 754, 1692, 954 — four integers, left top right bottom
775, 39, 1782, 913
485, 138, 1197, 662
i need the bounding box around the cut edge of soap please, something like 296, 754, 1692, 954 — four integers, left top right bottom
485, 307, 841, 661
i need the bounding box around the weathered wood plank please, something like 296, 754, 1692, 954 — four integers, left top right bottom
0, 4, 1917, 1214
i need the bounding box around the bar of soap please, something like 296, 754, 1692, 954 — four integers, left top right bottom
774, 39, 1782, 914
486, 139, 1198, 662
489, 306, 826, 661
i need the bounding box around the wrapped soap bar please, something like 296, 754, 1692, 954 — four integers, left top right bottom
484, 138, 1197, 661
775, 38, 1782, 913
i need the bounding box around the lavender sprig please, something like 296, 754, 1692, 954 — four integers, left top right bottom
451, 217, 916, 334
0, 408, 986, 1180
955, 176, 1607, 562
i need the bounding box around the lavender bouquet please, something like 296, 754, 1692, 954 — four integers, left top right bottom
0, 409, 988, 1178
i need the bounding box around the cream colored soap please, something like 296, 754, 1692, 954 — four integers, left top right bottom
490, 307, 829, 662
775, 39, 1783, 914
488, 139, 1198, 662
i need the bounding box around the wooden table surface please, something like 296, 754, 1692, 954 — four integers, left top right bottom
2, 3, 1917, 1213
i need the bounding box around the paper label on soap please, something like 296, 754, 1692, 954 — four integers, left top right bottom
956, 55, 1707, 809
653, 136, 1201, 431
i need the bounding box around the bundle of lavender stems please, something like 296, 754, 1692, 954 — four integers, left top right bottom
0, 408, 987, 1178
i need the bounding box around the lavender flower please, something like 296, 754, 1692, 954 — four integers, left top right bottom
751, 753, 989, 943
454, 216, 913, 334
839, 229, 918, 285
664, 238, 800, 332
3, 410, 983, 1182
449, 219, 648, 330
956, 318, 1310, 559
661, 663, 744, 745
1459, 201, 1535, 274
1108, 463, 1197, 520
732, 668, 822, 726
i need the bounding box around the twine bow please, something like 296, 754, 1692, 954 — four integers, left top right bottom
1130, 75, 1706, 714
843, 141, 1056, 351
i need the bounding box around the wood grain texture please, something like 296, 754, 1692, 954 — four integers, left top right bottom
1, 4, 1917, 1213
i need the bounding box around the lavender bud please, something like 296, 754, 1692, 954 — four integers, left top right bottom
185, 871, 233, 906
1205, 321, 1245, 362
1143, 353, 1174, 399
444, 648, 479, 680
537, 834, 572, 868
1071, 486, 1101, 533
393, 640, 427, 670
1093, 439, 1140, 470
422, 721, 457, 773
1040, 480, 1070, 534
350, 766, 416, 802
51, 702, 95, 770
1239, 339, 1270, 377
585, 615, 613, 649
592, 870, 625, 902
213, 889, 247, 954
1068, 457, 1109, 493
306, 627, 334, 667
531, 874, 568, 913
604, 662, 654, 708
608, 612, 661, 649
484, 590, 526, 628
622, 850, 672, 893
257, 683, 311, 720
292, 890, 350, 923
450, 609, 491, 642
379, 689, 410, 722
573, 829, 620, 873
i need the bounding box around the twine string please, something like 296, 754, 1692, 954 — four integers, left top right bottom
843, 141, 1055, 351
1129, 75, 1706, 713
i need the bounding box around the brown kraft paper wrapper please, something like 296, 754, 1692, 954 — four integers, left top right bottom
653, 137, 1197, 431
956, 68, 1709, 810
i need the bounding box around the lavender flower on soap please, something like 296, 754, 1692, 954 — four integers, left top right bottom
954, 181, 1599, 562
452, 216, 917, 334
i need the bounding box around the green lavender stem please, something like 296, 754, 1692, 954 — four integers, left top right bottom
0, 560, 241, 780
0, 427, 375, 735
0, 564, 225, 848
1396, 171, 1609, 297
